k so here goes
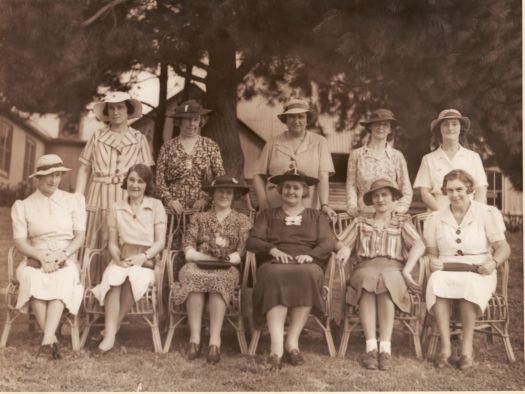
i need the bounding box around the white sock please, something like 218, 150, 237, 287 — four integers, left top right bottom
379, 341, 391, 354
365, 339, 378, 353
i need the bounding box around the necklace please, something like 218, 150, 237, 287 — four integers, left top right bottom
287, 131, 308, 156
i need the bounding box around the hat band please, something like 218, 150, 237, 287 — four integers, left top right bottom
35, 162, 65, 172
441, 111, 462, 118
284, 103, 309, 112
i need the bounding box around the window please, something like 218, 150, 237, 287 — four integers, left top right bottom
23, 137, 37, 179
486, 167, 503, 210
0, 120, 13, 176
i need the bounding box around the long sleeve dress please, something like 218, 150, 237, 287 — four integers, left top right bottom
11, 189, 86, 314
247, 208, 336, 326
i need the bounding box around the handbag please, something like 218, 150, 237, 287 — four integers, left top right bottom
442, 262, 481, 273
195, 260, 232, 270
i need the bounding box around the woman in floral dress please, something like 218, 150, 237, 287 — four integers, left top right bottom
172, 175, 252, 364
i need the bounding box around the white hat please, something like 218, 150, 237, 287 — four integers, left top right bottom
29, 154, 71, 178
276, 99, 315, 124
93, 91, 142, 122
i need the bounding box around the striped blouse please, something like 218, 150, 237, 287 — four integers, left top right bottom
338, 214, 420, 262
79, 127, 154, 211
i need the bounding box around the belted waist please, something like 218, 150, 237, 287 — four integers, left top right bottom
92, 174, 125, 184
31, 239, 71, 251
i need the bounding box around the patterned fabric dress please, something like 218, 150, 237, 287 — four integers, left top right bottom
173, 210, 252, 305
11, 189, 86, 314
346, 144, 413, 214
79, 126, 154, 251
338, 213, 421, 312
156, 136, 225, 209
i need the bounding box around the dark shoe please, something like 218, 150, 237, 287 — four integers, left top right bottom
91, 346, 115, 357
283, 349, 304, 366
206, 345, 221, 364
434, 353, 455, 368
378, 352, 392, 371
36, 344, 54, 359
187, 342, 201, 360
362, 350, 378, 370
458, 355, 474, 370
52, 343, 62, 360
268, 353, 282, 371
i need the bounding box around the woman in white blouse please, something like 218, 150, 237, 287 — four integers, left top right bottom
424, 169, 510, 370
413, 109, 488, 211
11, 154, 86, 359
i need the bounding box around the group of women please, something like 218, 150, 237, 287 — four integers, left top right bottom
11, 93, 510, 372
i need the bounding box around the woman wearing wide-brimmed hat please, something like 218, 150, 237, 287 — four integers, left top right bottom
413, 109, 487, 211
336, 178, 425, 370
247, 168, 336, 370
252, 98, 336, 220
75, 92, 154, 255
346, 109, 413, 216
171, 175, 252, 364
156, 99, 225, 216
12, 154, 86, 359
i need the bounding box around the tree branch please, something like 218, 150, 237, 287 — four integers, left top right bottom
81, 0, 128, 27
235, 57, 258, 83
173, 63, 207, 84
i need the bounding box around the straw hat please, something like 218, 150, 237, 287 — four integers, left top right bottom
277, 99, 315, 124
93, 91, 142, 122
430, 108, 471, 134
29, 154, 71, 178
363, 178, 403, 206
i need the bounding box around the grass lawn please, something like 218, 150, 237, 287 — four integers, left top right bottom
0, 209, 523, 391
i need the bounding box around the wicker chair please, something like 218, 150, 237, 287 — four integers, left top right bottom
1, 246, 81, 351
245, 251, 338, 357
162, 208, 255, 354
80, 246, 166, 353
422, 259, 516, 363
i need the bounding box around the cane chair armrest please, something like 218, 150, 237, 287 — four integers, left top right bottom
411, 212, 431, 236
81, 247, 106, 288
332, 213, 354, 238
244, 251, 257, 288
166, 249, 180, 289
498, 259, 510, 300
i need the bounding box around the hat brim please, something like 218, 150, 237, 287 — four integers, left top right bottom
93, 98, 142, 122
363, 185, 403, 206
202, 184, 250, 196
269, 173, 319, 186
277, 109, 315, 124
170, 109, 213, 118
29, 167, 71, 178
360, 117, 398, 127
430, 116, 471, 134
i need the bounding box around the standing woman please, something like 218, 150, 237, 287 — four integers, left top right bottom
156, 99, 225, 215
172, 175, 252, 364
75, 92, 154, 253
91, 164, 167, 354
413, 109, 488, 211
336, 178, 425, 370
252, 98, 337, 220
424, 169, 510, 369
11, 154, 86, 359
345, 109, 412, 216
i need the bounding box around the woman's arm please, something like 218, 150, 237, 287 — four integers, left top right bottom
308, 213, 337, 262
420, 187, 440, 212
345, 151, 359, 216
75, 163, 91, 195
253, 174, 269, 210
395, 153, 413, 214
318, 171, 336, 219
401, 238, 426, 291
474, 185, 487, 204
478, 239, 511, 275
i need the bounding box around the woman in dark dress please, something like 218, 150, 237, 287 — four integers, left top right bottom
247, 168, 336, 370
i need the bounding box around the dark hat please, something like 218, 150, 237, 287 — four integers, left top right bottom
430, 108, 471, 134
202, 175, 249, 196
269, 168, 319, 186
277, 99, 316, 124
363, 178, 403, 206
359, 109, 398, 127
169, 99, 212, 118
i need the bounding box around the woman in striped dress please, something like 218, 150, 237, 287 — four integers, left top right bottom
75, 92, 154, 257
337, 178, 425, 371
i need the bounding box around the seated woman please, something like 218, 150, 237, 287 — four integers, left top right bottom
247, 168, 336, 370
11, 154, 86, 359
336, 178, 425, 370
92, 164, 167, 354
173, 175, 252, 364
424, 169, 510, 370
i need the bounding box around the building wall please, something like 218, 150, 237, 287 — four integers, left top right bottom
0, 116, 46, 186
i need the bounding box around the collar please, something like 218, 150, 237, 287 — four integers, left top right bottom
275, 131, 312, 155
435, 145, 468, 163
34, 188, 67, 207
438, 200, 478, 228
98, 127, 139, 151
114, 196, 155, 214
363, 143, 394, 159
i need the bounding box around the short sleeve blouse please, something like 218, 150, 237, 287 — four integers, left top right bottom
108, 196, 167, 247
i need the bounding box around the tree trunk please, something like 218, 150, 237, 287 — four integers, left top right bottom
202, 34, 245, 182
152, 61, 168, 162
